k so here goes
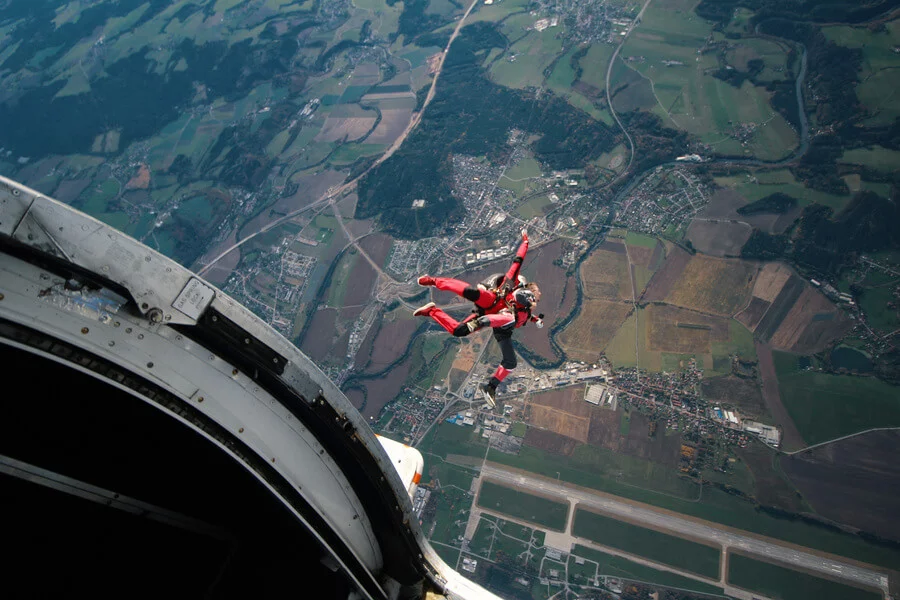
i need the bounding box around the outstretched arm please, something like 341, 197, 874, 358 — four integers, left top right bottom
504, 229, 529, 285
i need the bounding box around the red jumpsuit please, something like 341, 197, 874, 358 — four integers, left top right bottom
419, 236, 539, 390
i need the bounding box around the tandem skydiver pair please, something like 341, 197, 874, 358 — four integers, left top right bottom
413, 230, 544, 407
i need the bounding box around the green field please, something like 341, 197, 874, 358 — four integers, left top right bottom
427, 482, 473, 549
714, 168, 851, 212
728, 553, 881, 600
489, 25, 564, 90
823, 20, 900, 125
516, 193, 554, 219
604, 311, 639, 368
840, 146, 900, 173
625, 231, 658, 249
710, 320, 756, 362
572, 510, 721, 578
774, 351, 900, 445
477, 481, 569, 531
618, 3, 797, 161
572, 545, 723, 596
858, 284, 900, 332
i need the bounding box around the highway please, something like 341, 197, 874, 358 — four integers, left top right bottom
480, 464, 890, 595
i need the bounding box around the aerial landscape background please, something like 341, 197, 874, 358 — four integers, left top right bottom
1, 0, 899, 598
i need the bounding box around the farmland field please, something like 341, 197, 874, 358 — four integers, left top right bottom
713, 169, 852, 213
822, 20, 900, 126
572, 509, 721, 578
528, 387, 592, 443
477, 481, 569, 531
774, 351, 900, 445
782, 430, 900, 541
580, 244, 632, 301
728, 553, 881, 600
558, 300, 633, 362
571, 545, 723, 596
618, 2, 798, 160
665, 255, 756, 316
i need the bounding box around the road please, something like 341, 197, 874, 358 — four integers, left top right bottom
605, 0, 654, 183
479, 464, 890, 595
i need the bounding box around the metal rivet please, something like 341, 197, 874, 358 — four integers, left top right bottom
271, 458, 276, 463
12, 189, 19, 196
113, 321, 120, 327
211, 315, 218, 322
144, 256, 151, 262
238, 427, 244, 433
244, 338, 251, 344
146, 362, 153, 368
81, 327, 89, 334
108, 341, 115, 347
198, 397, 204, 403
141, 302, 149, 310
273, 357, 279, 363
232, 369, 239, 375
137, 334, 144, 340
125, 327, 132, 333
0, 293, 4, 301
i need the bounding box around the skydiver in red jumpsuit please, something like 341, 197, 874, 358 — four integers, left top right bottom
412, 230, 544, 408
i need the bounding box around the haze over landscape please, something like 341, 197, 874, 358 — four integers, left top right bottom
1, 0, 900, 598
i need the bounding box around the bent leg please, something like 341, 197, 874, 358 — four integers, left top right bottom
434, 277, 496, 308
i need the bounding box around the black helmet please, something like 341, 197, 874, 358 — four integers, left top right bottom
513, 288, 535, 309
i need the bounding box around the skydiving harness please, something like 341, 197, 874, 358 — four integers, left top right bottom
473, 274, 521, 317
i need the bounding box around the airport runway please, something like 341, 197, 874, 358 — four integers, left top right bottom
480, 464, 890, 594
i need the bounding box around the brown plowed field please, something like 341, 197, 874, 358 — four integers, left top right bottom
587, 410, 682, 467
701, 376, 768, 421
527, 387, 591, 443
365, 108, 412, 144
647, 304, 729, 354
736, 441, 806, 512
736, 296, 771, 331
753, 262, 792, 302
315, 116, 377, 142
360, 354, 411, 419
363, 316, 419, 373
665, 255, 757, 316
643, 244, 691, 302
600, 240, 627, 254
782, 430, 900, 541
301, 308, 338, 362
700, 188, 802, 234
581, 247, 632, 301
358, 233, 393, 266
686, 220, 752, 257
557, 300, 632, 362
770, 287, 851, 353
518, 240, 574, 362
523, 427, 579, 455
